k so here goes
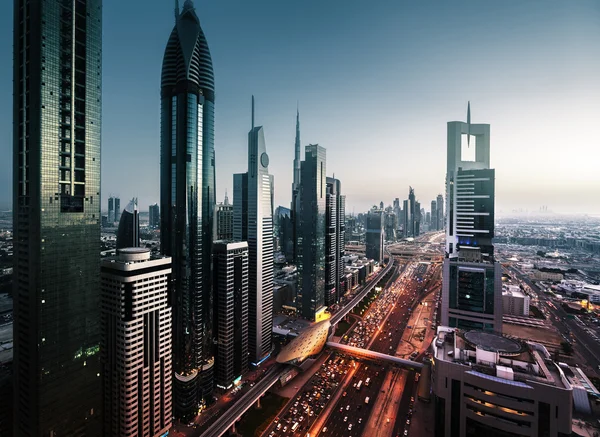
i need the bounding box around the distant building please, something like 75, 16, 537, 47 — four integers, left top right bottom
114, 197, 121, 223
384, 211, 398, 242
296, 144, 327, 321
366, 209, 384, 264
101, 248, 172, 437
275, 206, 294, 262
108, 196, 115, 223
149, 203, 160, 228
431, 200, 438, 231
404, 187, 418, 238
502, 286, 530, 316
216, 194, 233, 240
116, 198, 140, 249
432, 327, 572, 437
213, 241, 249, 389
437, 194, 444, 230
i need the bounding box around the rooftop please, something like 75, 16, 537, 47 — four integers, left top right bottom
434, 327, 569, 390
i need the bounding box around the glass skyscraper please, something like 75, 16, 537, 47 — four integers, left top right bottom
160, 0, 216, 419
13, 0, 103, 435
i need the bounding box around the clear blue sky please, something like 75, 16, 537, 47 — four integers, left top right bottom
1, 0, 599, 214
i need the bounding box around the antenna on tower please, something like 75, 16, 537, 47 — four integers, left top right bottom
251, 95, 255, 129
175, 0, 180, 21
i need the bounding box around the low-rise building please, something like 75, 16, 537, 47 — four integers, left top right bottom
502, 286, 530, 316
432, 327, 572, 437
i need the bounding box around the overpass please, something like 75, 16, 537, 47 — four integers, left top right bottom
326, 342, 423, 369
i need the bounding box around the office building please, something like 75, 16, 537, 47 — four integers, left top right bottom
149, 203, 160, 228
431, 200, 438, 231
215, 194, 233, 240
432, 327, 572, 437
114, 197, 121, 223
12, 0, 103, 434
233, 97, 274, 365
384, 211, 398, 242
160, 0, 216, 417
437, 194, 444, 230
213, 241, 249, 389
275, 206, 294, 262
296, 145, 327, 321
366, 209, 384, 264
291, 108, 301, 266
100, 248, 172, 437
116, 198, 140, 249
441, 104, 502, 332
325, 177, 345, 306
108, 196, 115, 223
502, 286, 530, 317
404, 187, 418, 238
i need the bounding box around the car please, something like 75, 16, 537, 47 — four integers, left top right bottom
347, 405, 350, 411
344, 416, 348, 422
323, 427, 328, 432
343, 391, 347, 397
358, 418, 363, 424
404, 430, 409, 436
406, 419, 411, 425
348, 424, 353, 431
340, 407, 344, 412
410, 397, 415, 403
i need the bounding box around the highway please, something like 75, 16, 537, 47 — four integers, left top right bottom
198, 364, 284, 437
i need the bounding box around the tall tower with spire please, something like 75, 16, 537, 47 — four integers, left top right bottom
160, 0, 216, 418
233, 96, 274, 365
292, 106, 301, 192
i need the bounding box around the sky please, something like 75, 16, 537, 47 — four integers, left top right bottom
1, 0, 599, 215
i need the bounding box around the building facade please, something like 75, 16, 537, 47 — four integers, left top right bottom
431, 200, 438, 231
437, 194, 444, 231
12, 0, 103, 434
432, 327, 572, 437
114, 197, 121, 223
149, 203, 160, 228
215, 200, 233, 241
366, 209, 384, 264
296, 145, 327, 321
442, 105, 502, 333
325, 177, 345, 306
100, 248, 172, 437
213, 242, 249, 389
116, 198, 140, 250
233, 97, 274, 365
108, 197, 115, 223
160, 0, 216, 417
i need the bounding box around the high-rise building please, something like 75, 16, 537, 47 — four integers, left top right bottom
100, 248, 172, 437
149, 203, 160, 228
12, 0, 103, 434
116, 198, 140, 249
212, 241, 249, 389
384, 211, 398, 242
233, 97, 274, 365
437, 193, 444, 230
275, 206, 294, 262
215, 194, 233, 241
366, 209, 384, 264
160, 0, 216, 417
108, 196, 115, 223
296, 145, 327, 321
325, 177, 345, 306
114, 197, 121, 223
431, 200, 438, 231
404, 187, 417, 238
416, 202, 422, 236
291, 108, 302, 266
441, 104, 502, 332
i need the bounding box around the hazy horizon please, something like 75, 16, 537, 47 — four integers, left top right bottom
1, 0, 599, 215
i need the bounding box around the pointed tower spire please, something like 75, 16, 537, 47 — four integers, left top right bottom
175, 0, 180, 21
292, 104, 301, 192
224, 190, 229, 206
252, 95, 255, 129
467, 101, 471, 147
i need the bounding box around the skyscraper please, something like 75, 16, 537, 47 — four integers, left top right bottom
325, 177, 345, 306
291, 108, 301, 266
233, 97, 274, 365
437, 194, 444, 230
114, 197, 121, 223
431, 200, 438, 231
296, 145, 327, 321
149, 203, 160, 228
13, 0, 103, 434
116, 198, 140, 249
275, 206, 294, 262
108, 196, 115, 223
441, 104, 502, 332
213, 241, 248, 389
160, 0, 216, 417
404, 187, 417, 238
100, 248, 173, 437
366, 209, 384, 264
215, 195, 233, 241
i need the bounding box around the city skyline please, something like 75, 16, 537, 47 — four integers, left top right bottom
0, 1, 599, 214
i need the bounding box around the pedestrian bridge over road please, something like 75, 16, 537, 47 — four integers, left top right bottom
326, 342, 424, 369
